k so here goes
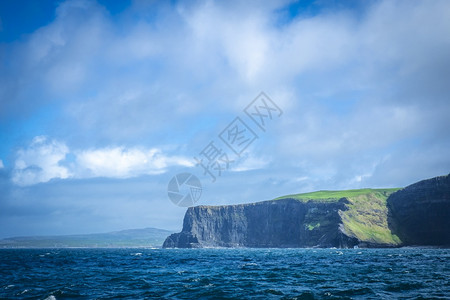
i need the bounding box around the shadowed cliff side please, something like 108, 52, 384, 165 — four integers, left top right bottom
387, 174, 450, 246
164, 198, 359, 248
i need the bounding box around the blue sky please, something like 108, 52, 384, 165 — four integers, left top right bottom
1, 0, 449, 238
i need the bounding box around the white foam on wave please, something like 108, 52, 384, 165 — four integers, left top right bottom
44, 295, 57, 300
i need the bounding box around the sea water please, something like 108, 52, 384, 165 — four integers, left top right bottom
0, 248, 449, 299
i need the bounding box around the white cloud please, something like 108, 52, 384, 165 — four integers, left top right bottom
231, 154, 270, 172
183, 2, 271, 83
0, 159, 4, 169
12, 136, 71, 186
11, 136, 194, 186
76, 147, 193, 178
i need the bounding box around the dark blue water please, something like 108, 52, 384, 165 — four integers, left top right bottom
0, 248, 449, 299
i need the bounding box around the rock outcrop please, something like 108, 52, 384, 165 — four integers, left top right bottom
387, 174, 450, 246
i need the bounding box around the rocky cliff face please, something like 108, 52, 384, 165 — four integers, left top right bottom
387, 174, 450, 246
163, 174, 450, 248
163, 198, 358, 248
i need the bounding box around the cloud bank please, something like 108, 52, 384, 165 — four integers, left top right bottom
11, 136, 193, 186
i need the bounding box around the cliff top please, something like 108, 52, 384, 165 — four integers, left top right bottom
275, 188, 401, 202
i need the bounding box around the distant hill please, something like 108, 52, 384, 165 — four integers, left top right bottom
0, 227, 175, 248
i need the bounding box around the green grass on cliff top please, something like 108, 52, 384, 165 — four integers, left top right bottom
275, 188, 402, 245
274, 188, 400, 202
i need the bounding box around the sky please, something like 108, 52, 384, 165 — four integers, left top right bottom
0, 0, 449, 238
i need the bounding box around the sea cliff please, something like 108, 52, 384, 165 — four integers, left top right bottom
164, 198, 358, 248
164, 174, 450, 248
387, 174, 450, 246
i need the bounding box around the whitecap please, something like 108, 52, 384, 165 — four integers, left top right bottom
240, 262, 258, 268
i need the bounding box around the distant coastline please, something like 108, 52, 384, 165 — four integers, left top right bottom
0, 227, 174, 249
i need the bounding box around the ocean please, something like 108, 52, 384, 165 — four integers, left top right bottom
0, 248, 449, 299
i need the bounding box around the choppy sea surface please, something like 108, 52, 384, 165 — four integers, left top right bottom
0, 248, 449, 299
